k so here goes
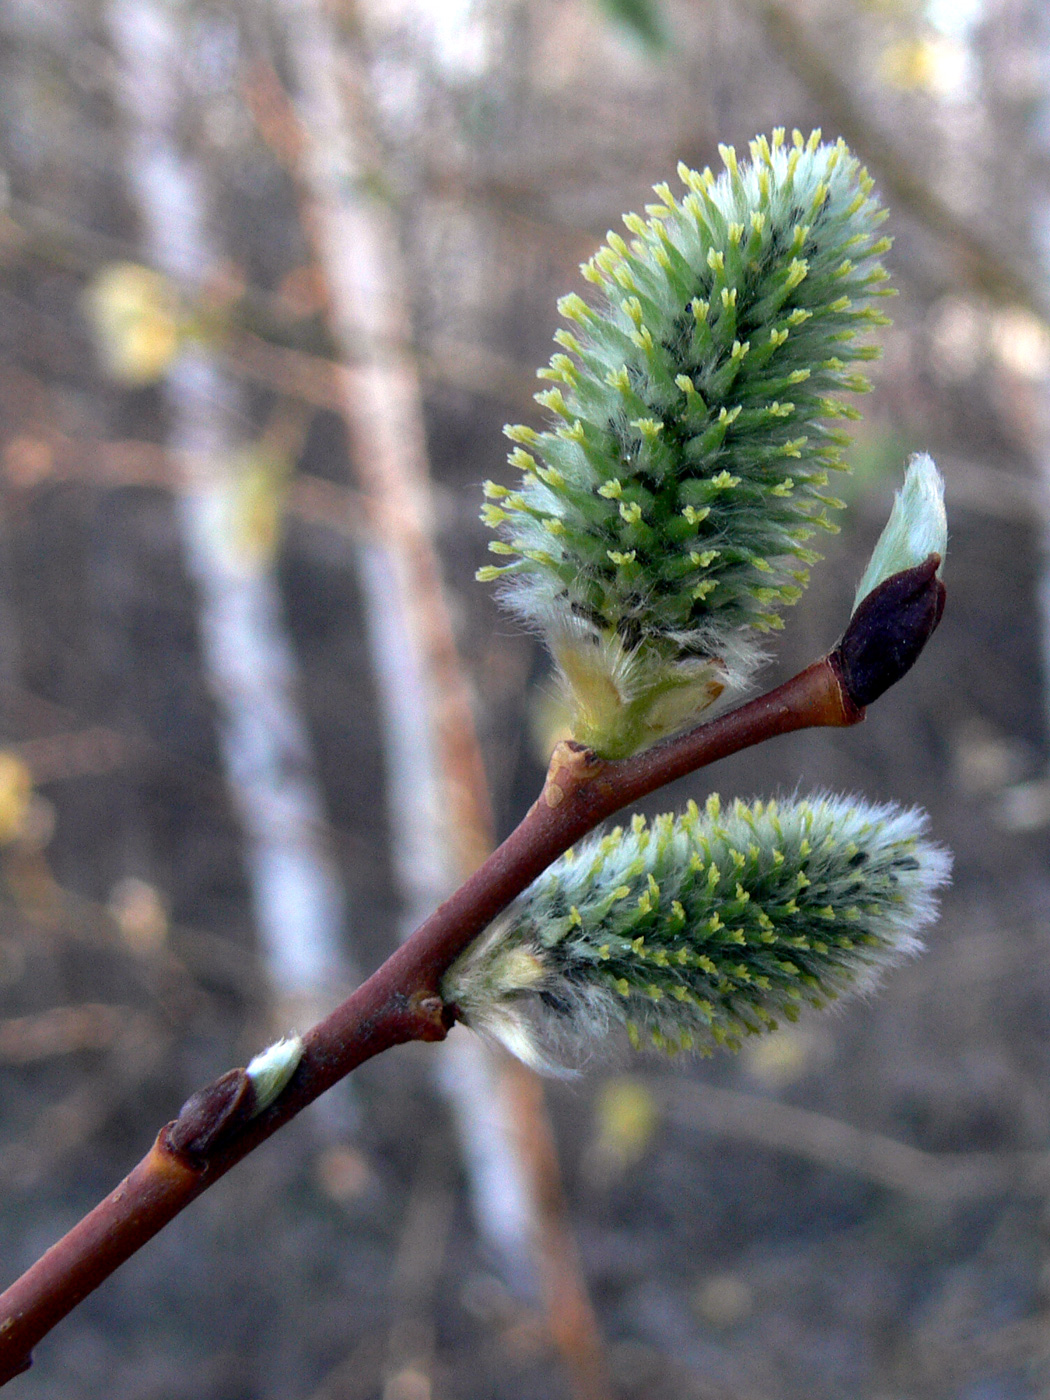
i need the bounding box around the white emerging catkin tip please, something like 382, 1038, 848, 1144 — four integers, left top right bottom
853, 453, 946, 612
246, 1035, 303, 1114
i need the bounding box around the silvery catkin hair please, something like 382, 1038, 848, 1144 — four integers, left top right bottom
466, 132, 949, 1068
479, 130, 894, 758
443, 795, 950, 1073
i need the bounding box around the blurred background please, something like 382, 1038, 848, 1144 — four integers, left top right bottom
0, 0, 1048, 1396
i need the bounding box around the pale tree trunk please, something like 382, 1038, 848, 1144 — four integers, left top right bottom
1028, 3, 1050, 767
108, 0, 355, 1123
277, 1, 612, 1395
278, 0, 530, 1265
1019, 13, 1050, 1391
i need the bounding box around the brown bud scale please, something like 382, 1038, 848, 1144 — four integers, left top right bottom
833, 555, 945, 708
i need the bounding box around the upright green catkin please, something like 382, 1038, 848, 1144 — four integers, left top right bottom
442, 794, 949, 1072
478, 130, 893, 757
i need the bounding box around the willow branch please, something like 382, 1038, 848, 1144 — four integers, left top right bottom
0, 543, 954, 1386
0, 648, 863, 1383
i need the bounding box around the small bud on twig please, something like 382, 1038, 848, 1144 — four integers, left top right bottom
834, 454, 947, 707
166, 1036, 304, 1162
834, 555, 945, 708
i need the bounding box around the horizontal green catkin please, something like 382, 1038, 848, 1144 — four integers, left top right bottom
442, 794, 949, 1072
478, 131, 894, 757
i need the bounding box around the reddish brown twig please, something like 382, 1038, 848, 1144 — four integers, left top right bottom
0, 650, 868, 1383
0, 550, 949, 1382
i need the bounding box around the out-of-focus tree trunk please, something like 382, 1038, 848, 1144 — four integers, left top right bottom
277, 0, 527, 1272
107, 0, 355, 1124
277, 2, 612, 1396
1025, 4, 1050, 766
1010, 11, 1050, 1387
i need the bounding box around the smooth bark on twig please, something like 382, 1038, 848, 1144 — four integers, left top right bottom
0, 651, 862, 1384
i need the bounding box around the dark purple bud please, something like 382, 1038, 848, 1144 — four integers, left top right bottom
166, 1068, 253, 1161
833, 554, 945, 709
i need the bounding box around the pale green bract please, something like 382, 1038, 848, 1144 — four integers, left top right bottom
478, 130, 894, 758
245, 1035, 303, 1114
852, 453, 947, 611
442, 795, 950, 1073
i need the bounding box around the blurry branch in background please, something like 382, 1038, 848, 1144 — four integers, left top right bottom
662, 1079, 1050, 1201
7, 357, 1042, 536
4, 192, 541, 410
105, 0, 357, 1111
747, 0, 1050, 323
274, 3, 612, 1394
2, 430, 377, 538
223, 326, 538, 413
0, 1015, 167, 1195
0, 1004, 135, 1064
